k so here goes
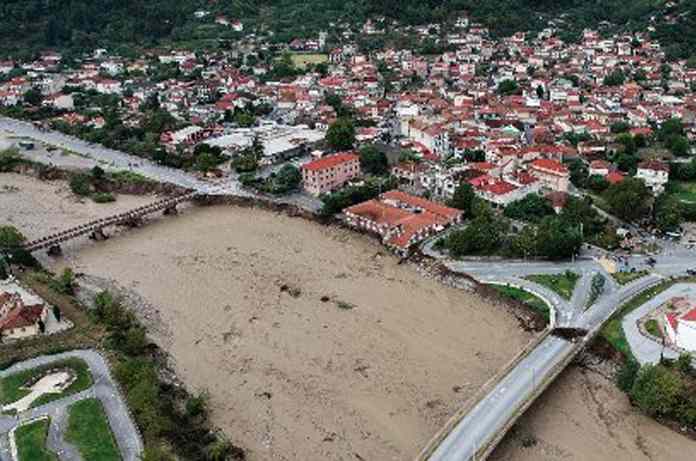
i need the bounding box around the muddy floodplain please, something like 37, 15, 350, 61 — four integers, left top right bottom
63, 205, 531, 461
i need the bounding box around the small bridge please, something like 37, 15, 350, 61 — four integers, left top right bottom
23, 192, 199, 255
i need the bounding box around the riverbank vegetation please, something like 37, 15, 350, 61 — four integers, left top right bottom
0, 253, 245, 460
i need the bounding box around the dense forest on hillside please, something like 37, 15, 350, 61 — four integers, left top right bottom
0, 0, 695, 59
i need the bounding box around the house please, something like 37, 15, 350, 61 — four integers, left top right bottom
0, 290, 48, 341
42, 93, 74, 110
529, 159, 570, 192
301, 152, 361, 196
663, 300, 696, 352
343, 190, 463, 255
635, 160, 669, 194
589, 160, 611, 177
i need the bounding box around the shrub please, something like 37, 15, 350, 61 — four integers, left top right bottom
69, 173, 92, 196
630, 364, 684, 417
617, 359, 640, 392
92, 192, 116, 203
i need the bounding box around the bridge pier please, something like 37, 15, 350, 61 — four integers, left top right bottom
89, 228, 109, 241
163, 204, 178, 216
124, 216, 143, 228
47, 244, 62, 257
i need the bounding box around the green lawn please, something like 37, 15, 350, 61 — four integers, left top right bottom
289, 53, 328, 69
670, 181, 696, 203
0, 358, 93, 410
525, 271, 580, 300
645, 319, 663, 338
490, 285, 550, 323
14, 418, 58, 461
612, 270, 649, 285
66, 398, 121, 461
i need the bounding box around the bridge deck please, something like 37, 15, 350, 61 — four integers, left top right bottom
23, 192, 198, 252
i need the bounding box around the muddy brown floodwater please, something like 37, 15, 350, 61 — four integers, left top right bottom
8, 174, 693, 461
60, 204, 532, 461
492, 365, 696, 461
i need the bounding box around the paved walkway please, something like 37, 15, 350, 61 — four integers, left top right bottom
622, 283, 696, 365
0, 350, 142, 461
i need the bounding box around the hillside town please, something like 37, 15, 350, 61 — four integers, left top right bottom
3, 8, 696, 461
0, 17, 694, 219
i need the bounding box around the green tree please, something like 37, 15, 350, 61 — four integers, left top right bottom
603, 69, 626, 86
654, 194, 683, 232
497, 79, 519, 95
587, 175, 609, 192
69, 173, 92, 196
616, 133, 637, 155
274, 164, 302, 192
0, 225, 25, 249
536, 216, 583, 260
445, 214, 503, 257
23, 87, 43, 106
658, 118, 684, 142
447, 183, 475, 215
617, 359, 640, 392
667, 135, 690, 157
630, 364, 684, 417
54, 268, 76, 295
510, 225, 539, 258
503, 194, 554, 223
0, 148, 22, 172
326, 117, 355, 151
568, 159, 589, 188
359, 145, 388, 176
559, 196, 605, 238
604, 178, 652, 222
91, 165, 105, 180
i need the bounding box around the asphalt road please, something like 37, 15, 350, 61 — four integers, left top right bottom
427, 272, 664, 461
0, 116, 323, 211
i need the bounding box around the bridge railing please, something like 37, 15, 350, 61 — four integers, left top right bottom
23, 192, 198, 251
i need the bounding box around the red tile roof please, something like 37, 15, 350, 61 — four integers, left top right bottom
0, 304, 44, 331
638, 160, 669, 173
681, 307, 696, 323
344, 191, 461, 249
606, 171, 625, 184
380, 190, 462, 220
301, 152, 358, 172
530, 158, 569, 175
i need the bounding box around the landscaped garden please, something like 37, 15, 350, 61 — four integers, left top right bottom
525, 271, 579, 300
0, 358, 93, 411
612, 270, 649, 286
644, 319, 663, 338
66, 398, 121, 461
14, 418, 57, 461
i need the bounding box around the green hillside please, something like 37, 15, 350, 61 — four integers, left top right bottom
0, 0, 694, 59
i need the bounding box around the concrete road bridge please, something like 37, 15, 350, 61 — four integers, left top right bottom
22, 192, 199, 255
416, 252, 679, 461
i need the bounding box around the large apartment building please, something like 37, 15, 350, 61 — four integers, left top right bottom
301, 152, 361, 196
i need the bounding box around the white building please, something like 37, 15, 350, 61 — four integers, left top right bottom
664, 307, 696, 352
636, 160, 669, 195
